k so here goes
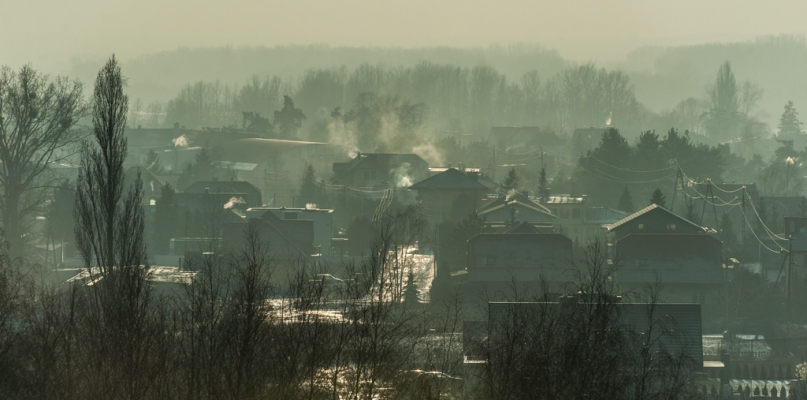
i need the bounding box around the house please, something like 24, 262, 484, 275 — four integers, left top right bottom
124, 165, 164, 205
766, 196, 807, 229
124, 125, 259, 168
614, 234, 723, 311
477, 191, 555, 224
409, 168, 495, 222
332, 153, 429, 189
544, 194, 588, 240
429, 167, 499, 192
488, 127, 564, 152
466, 227, 574, 289
223, 210, 317, 260
246, 206, 334, 256
463, 299, 706, 393
180, 180, 262, 210
218, 138, 335, 207
605, 203, 709, 241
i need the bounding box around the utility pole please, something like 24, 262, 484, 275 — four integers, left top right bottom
788, 235, 794, 322
540, 146, 545, 169
492, 146, 497, 181
741, 186, 746, 246
670, 167, 684, 211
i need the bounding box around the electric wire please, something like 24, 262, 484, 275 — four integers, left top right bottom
739, 206, 788, 253
581, 155, 678, 173
745, 194, 789, 241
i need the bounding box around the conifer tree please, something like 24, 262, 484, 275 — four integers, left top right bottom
142, 148, 165, 175
299, 163, 320, 206
537, 167, 550, 203
617, 186, 634, 213
650, 188, 666, 208
274, 95, 306, 139
778, 101, 804, 136
502, 167, 521, 193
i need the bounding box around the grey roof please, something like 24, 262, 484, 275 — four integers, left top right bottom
585, 207, 629, 225
546, 195, 585, 204
184, 180, 261, 196
334, 153, 428, 174
489, 127, 565, 147
505, 221, 547, 234
409, 168, 490, 191
219, 138, 328, 163
478, 191, 554, 217
605, 204, 705, 232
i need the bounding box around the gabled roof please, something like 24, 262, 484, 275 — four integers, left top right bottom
408, 168, 490, 191
184, 180, 261, 196
585, 207, 629, 225
489, 127, 564, 147
125, 165, 164, 186
333, 153, 428, 175
605, 204, 705, 233
546, 195, 585, 204
505, 222, 545, 234
478, 191, 552, 216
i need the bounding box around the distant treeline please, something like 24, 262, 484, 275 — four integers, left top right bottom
137, 62, 647, 140
107, 36, 807, 139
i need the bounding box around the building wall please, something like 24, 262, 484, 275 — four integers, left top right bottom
612, 212, 703, 240
468, 234, 573, 273
482, 205, 555, 224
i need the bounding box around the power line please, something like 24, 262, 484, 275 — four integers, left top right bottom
710, 183, 746, 194
745, 194, 788, 242
581, 166, 676, 184
581, 155, 677, 174
739, 206, 787, 253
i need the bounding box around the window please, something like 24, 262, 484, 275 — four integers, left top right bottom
638, 223, 644, 231
284, 212, 298, 220
560, 208, 569, 219
487, 255, 496, 266
572, 208, 581, 219
692, 292, 706, 304
666, 223, 676, 231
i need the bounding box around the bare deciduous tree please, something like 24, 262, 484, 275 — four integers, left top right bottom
0, 65, 86, 257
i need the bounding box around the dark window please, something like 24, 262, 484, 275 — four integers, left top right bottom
284, 212, 298, 220
572, 208, 581, 219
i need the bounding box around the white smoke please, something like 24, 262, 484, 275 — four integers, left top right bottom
412, 142, 445, 167
391, 162, 413, 188
327, 118, 359, 158
172, 134, 189, 148
223, 196, 246, 210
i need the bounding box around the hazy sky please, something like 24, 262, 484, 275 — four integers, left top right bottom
3, 0, 807, 70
